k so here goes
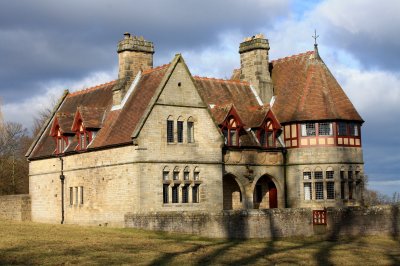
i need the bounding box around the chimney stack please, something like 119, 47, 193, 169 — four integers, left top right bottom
113, 33, 155, 105
239, 34, 273, 105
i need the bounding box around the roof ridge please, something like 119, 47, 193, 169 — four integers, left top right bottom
194, 76, 249, 85
142, 63, 170, 75
270, 50, 314, 64
68, 80, 117, 97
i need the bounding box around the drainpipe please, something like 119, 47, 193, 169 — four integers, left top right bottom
282, 148, 288, 208
59, 157, 65, 224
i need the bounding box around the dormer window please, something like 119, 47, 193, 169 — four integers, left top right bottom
55, 128, 68, 154
76, 122, 92, 150
258, 119, 276, 148
222, 116, 240, 146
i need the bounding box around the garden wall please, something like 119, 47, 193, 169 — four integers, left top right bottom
125, 206, 400, 239
0, 194, 31, 221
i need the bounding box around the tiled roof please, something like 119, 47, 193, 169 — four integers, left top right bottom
28, 65, 169, 159
28, 49, 363, 158
270, 51, 363, 123
194, 76, 268, 127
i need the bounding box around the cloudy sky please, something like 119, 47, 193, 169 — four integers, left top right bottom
1, 0, 399, 196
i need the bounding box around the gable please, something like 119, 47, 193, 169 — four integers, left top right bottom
156, 60, 206, 108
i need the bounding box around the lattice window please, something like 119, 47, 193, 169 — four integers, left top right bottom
349, 123, 359, 136
314, 171, 323, 179
326, 171, 334, 179
304, 183, 312, 200
313, 210, 327, 225
187, 118, 194, 143
315, 182, 324, 200
318, 122, 333, 136
177, 120, 183, 143
172, 185, 179, 203
327, 182, 335, 199
303, 172, 312, 180
163, 184, 169, 204
182, 185, 189, 203
167, 119, 174, 143
192, 185, 199, 203
338, 122, 347, 136
301, 123, 316, 136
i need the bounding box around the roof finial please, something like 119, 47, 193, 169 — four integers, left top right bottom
312, 29, 320, 59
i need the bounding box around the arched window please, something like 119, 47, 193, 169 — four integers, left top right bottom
183, 166, 190, 181
223, 116, 240, 146
258, 119, 275, 148
167, 116, 174, 143
173, 166, 180, 180
177, 116, 184, 143
187, 117, 194, 143
162, 166, 170, 181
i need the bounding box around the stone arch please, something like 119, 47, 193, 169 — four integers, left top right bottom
252, 174, 279, 209
223, 173, 244, 210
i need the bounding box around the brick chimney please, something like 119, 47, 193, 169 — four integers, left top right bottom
239, 34, 273, 105
113, 33, 155, 105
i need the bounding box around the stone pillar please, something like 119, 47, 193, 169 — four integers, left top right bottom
239, 34, 273, 104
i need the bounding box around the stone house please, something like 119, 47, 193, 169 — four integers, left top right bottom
26, 33, 364, 226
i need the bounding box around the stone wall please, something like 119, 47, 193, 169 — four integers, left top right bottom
125, 205, 400, 239
0, 194, 31, 221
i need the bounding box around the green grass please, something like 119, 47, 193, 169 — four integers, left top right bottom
0, 220, 399, 265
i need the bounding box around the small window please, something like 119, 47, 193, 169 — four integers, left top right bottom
187, 121, 194, 143
303, 172, 311, 180
348, 182, 353, 200
326, 171, 334, 179
315, 182, 324, 200
327, 182, 335, 199
314, 171, 323, 179
318, 122, 333, 136
184, 167, 190, 181
167, 119, 174, 143
338, 122, 347, 136
348, 171, 353, 180
177, 121, 183, 143
172, 185, 179, 203
163, 171, 169, 181
341, 182, 346, 199
340, 170, 345, 180
69, 187, 73, 205
173, 171, 179, 180
194, 168, 200, 180
163, 184, 169, 204
259, 130, 266, 146
75, 187, 78, 205
304, 183, 312, 200
192, 184, 199, 203
349, 123, 359, 136
301, 123, 316, 136
80, 186, 84, 204
182, 185, 189, 203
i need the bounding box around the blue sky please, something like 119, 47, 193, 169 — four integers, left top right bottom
0, 0, 399, 196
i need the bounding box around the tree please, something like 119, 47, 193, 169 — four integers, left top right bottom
0, 121, 29, 194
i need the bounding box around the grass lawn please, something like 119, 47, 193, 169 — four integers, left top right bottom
0, 220, 399, 265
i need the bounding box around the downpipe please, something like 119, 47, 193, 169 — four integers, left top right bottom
59, 157, 65, 224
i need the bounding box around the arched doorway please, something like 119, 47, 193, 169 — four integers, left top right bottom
223, 174, 243, 210
253, 175, 278, 209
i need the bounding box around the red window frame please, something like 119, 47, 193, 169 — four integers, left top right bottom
257, 119, 276, 148
75, 120, 92, 151
222, 116, 241, 146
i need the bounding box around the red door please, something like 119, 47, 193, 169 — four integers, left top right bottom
268, 181, 278, 208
